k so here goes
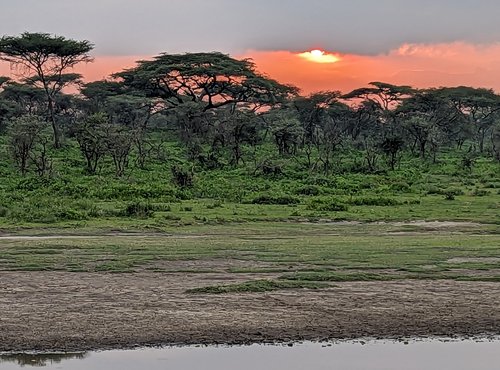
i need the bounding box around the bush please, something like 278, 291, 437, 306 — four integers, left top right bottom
154, 203, 172, 212
206, 200, 223, 209
444, 188, 465, 196
123, 201, 154, 218
389, 181, 411, 193
347, 196, 401, 206
171, 165, 194, 188
443, 191, 456, 201
426, 187, 464, 196
54, 208, 88, 221
472, 188, 490, 197
306, 197, 348, 212
0, 206, 9, 217
250, 193, 300, 205
295, 185, 321, 196
93, 183, 177, 201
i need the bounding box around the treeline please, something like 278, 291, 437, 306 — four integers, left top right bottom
1, 32, 500, 179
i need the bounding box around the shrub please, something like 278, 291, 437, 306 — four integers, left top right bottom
295, 185, 321, 196
426, 187, 464, 196
0, 206, 9, 217
93, 183, 177, 201
171, 165, 194, 188
123, 201, 154, 218
472, 188, 490, 197
444, 188, 464, 196
306, 197, 348, 212
389, 181, 411, 193
443, 191, 456, 201
347, 196, 400, 206
206, 200, 223, 209
154, 203, 172, 212
54, 208, 88, 221
250, 193, 300, 205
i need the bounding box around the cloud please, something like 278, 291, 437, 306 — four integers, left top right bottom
2, 42, 500, 95
239, 42, 500, 94
1, 1, 500, 56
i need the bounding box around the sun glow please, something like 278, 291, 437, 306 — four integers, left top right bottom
298, 49, 340, 63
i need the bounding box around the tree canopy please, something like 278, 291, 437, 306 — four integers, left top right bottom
0, 32, 93, 147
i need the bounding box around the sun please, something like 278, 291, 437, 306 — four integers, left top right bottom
298, 49, 341, 63
310, 49, 324, 58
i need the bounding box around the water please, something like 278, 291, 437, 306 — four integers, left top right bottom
1, 340, 499, 370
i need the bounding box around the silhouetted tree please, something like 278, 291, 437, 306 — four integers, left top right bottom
0, 32, 93, 147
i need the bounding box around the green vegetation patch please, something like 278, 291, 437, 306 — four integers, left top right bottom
186, 279, 328, 294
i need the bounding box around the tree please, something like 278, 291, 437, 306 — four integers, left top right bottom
210, 108, 261, 166
292, 91, 339, 143
75, 113, 108, 174
0, 76, 17, 128
397, 89, 458, 159
0, 32, 93, 147
343, 82, 414, 131
314, 101, 351, 173
380, 136, 405, 170
440, 87, 500, 153
491, 121, 500, 161
268, 110, 303, 156
105, 123, 136, 177
343, 82, 414, 109
8, 115, 49, 175
116, 52, 296, 111
1, 81, 47, 116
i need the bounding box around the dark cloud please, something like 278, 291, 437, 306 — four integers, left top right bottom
1, 0, 500, 55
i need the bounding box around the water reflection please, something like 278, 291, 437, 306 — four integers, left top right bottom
1, 340, 499, 370
0, 352, 87, 367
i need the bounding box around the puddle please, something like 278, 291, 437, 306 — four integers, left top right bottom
446, 257, 500, 264
1, 340, 499, 370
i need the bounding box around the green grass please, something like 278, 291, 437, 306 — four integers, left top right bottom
0, 140, 498, 293
0, 222, 498, 292
186, 279, 328, 294
0, 138, 498, 228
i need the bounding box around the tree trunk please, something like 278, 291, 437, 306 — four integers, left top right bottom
47, 96, 60, 148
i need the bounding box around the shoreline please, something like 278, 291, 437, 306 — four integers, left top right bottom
2, 335, 500, 355
1, 271, 499, 353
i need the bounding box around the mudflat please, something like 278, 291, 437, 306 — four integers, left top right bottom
1, 271, 499, 352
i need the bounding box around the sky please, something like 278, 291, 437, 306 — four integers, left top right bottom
2, 0, 500, 94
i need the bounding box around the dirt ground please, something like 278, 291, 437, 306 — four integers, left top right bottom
1, 271, 499, 352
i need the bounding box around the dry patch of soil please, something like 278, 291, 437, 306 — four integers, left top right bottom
0, 270, 499, 352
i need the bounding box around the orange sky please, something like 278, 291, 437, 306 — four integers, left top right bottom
2, 42, 500, 95
241, 42, 500, 94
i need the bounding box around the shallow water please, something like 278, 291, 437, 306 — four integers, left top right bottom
1, 340, 499, 370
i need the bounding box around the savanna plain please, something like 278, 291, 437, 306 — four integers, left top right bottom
0, 33, 499, 352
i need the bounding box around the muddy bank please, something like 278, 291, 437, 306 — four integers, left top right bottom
0, 271, 499, 352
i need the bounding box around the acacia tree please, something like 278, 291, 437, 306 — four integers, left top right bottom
0, 76, 17, 127
440, 87, 500, 153
1, 81, 47, 116
8, 115, 48, 175
343, 82, 414, 130
75, 113, 108, 174
491, 121, 500, 161
0, 32, 93, 147
115, 52, 296, 150
397, 89, 459, 159
116, 52, 296, 111
314, 101, 351, 173
210, 108, 261, 166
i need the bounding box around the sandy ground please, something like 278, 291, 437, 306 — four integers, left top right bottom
0, 271, 499, 352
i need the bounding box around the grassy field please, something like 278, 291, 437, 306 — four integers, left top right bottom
0, 136, 498, 229
1, 222, 498, 292
0, 140, 498, 294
